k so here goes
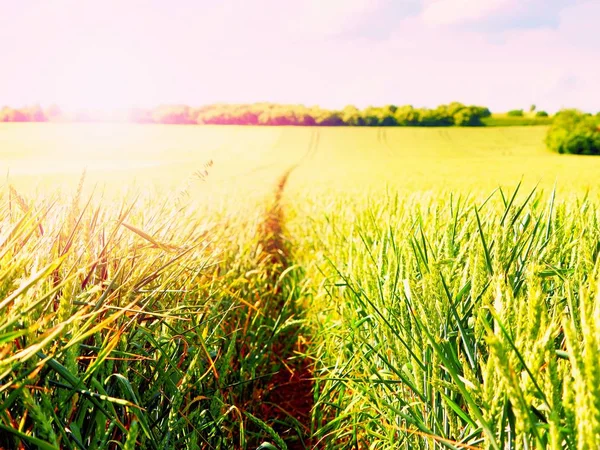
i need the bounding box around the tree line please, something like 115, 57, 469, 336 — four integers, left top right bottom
1, 102, 494, 126
546, 110, 600, 155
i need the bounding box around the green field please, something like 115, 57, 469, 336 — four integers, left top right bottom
3, 123, 599, 194
2, 124, 600, 449
481, 114, 553, 127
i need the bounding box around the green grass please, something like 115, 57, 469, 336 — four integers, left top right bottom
2, 123, 600, 448
482, 114, 553, 127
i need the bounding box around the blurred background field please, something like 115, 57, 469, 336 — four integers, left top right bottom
2, 123, 600, 198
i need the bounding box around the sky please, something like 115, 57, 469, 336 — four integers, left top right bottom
1, 0, 599, 112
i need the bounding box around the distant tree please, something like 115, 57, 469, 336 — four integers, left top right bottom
341, 106, 364, 126
379, 114, 397, 126
314, 110, 345, 126
235, 109, 260, 125
45, 104, 62, 121
360, 107, 381, 126
377, 106, 398, 126
0, 101, 495, 127
0, 107, 10, 122
472, 106, 492, 118
545, 109, 600, 155
535, 111, 549, 117
453, 107, 485, 126
419, 108, 448, 126
445, 102, 464, 117
384, 104, 398, 114
152, 105, 196, 124
0, 107, 27, 122
130, 108, 154, 123
293, 111, 316, 126
530, 104, 536, 113
24, 104, 47, 122
394, 106, 421, 126
507, 109, 524, 117
268, 107, 300, 125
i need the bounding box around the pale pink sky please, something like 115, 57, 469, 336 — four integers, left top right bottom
1, 0, 599, 112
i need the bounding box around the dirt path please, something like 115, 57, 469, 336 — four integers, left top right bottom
250, 139, 319, 449
377, 127, 393, 156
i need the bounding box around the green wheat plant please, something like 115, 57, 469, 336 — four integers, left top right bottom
0, 181, 309, 449
294, 185, 600, 449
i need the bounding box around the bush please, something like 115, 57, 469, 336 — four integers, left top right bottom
453, 106, 488, 126
545, 109, 600, 155
474, 106, 492, 118
536, 111, 549, 117
507, 109, 524, 117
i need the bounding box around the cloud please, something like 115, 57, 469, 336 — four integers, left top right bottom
0, 1, 598, 112
210, 0, 384, 40
421, 0, 515, 25
419, 0, 581, 30
381, 1, 600, 111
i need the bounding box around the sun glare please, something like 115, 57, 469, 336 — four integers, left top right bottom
50, 44, 152, 111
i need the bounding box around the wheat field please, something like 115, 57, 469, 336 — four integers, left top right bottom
2, 123, 600, 449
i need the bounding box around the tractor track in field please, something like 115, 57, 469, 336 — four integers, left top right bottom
208, 129, 320, 186
376, 128, 393, 156
249, 130, 320, 449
